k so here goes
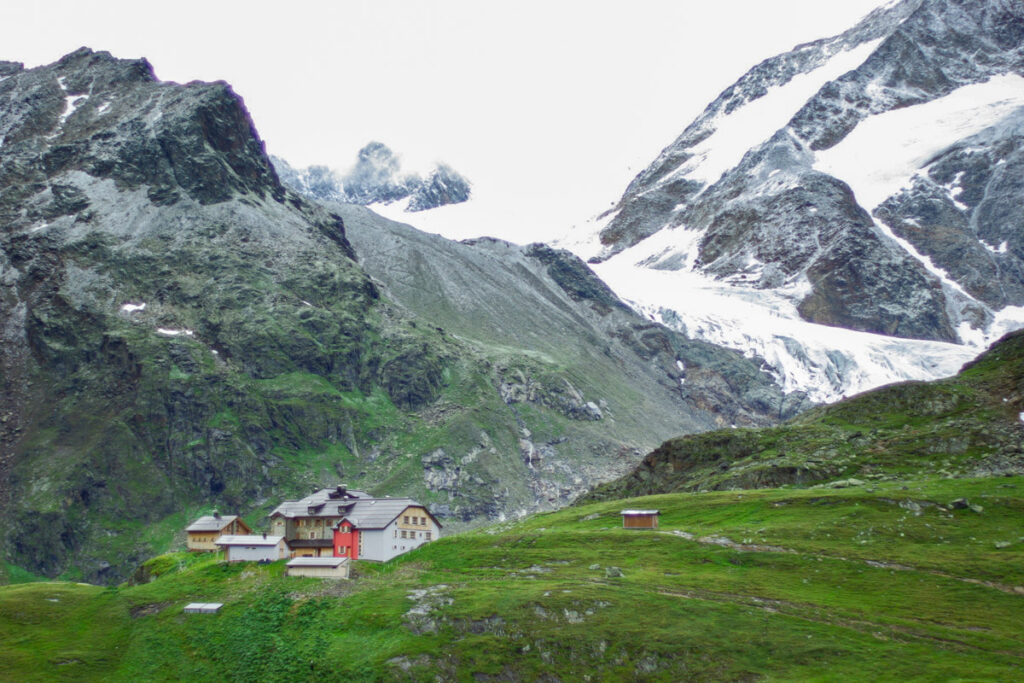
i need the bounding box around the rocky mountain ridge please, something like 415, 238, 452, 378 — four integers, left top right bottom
0, 49, 795, 583
272, 142, 471, 212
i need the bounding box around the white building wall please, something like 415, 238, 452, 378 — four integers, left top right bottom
359, 519, 441, 561
287, 564, 349, 579
358, 528, 391, 562
224, 541, 287, 562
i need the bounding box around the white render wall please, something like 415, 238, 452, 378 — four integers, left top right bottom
223, 541, 287, 563
359, 518, 441, 562
286, 564, 349, 579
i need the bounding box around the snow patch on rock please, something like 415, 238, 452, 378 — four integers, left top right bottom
659, 38, 884, 189
594, 236, 976, 403
814, 75, 1024, 211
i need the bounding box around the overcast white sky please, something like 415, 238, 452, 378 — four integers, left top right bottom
3, 0, 888, 243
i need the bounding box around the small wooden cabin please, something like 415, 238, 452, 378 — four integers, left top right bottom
186, 513, 252, 551
620, 509, 660, 529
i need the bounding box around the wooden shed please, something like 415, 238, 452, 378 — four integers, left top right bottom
285, 556, 350, 579
185, 513, 252, 552
620, 509, 660, 529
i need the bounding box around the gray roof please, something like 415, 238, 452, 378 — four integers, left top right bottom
186, 515, 240, 532
620, 509, 660, 515
285, 539, 333, 548
184, 603, 223, 613
268, 486, 441, 530
286, 556, 348, 567
269, 486, 371, 519
338, 498, 441, 530
215, 534, 283, 546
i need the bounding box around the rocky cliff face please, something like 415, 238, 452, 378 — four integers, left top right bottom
567, 0, 1024, 402
272, 142, 471, 212
0, 49, 796, 583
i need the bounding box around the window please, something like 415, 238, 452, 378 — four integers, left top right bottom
426, 532, 431, 540
401, 530, 407, 539
403, 515, 409, 524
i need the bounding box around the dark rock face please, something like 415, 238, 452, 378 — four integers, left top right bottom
523, 244, 629, 316
406, 164, 471, 212
272, 144, 471, 212
874, 110, 1024, 310
589, 0, 1024, 344
0, 48, 284, 208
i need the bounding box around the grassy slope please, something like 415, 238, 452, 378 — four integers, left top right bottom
583, 331, 1024, 502
2, 476, 1021, 682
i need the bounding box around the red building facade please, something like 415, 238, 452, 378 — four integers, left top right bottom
333, 520, 359, 560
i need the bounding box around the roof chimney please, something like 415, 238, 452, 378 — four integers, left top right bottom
212, 510, 220, 519
262, 532, 267, 539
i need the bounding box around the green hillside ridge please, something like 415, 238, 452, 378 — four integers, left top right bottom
1, 477, 1022, 681
583, 330, 1024, 503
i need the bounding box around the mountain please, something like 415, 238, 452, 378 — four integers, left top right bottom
0, 49, 795, 583
582, 328, 1024, 502
315, 203, 808, 512
565, 0, 1024, 402
272, 142, 471, 212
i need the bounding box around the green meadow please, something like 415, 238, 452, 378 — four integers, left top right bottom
2, 476, 1021, 681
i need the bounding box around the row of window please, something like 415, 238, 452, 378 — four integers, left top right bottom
402, 514, 429, 526
296, 518, 335, 527
394, 529, 432, 540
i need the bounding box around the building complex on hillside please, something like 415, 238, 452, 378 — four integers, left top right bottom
270, 485, 443, 562
184, 486, 442, 568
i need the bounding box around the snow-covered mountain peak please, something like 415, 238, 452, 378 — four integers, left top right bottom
561, 0, 1024, 402
272, 143, 471, 213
